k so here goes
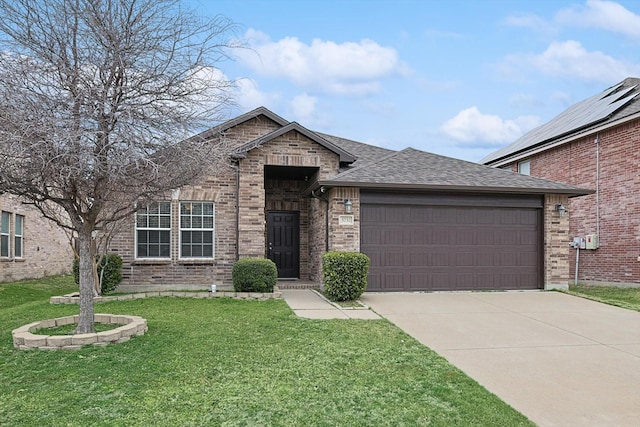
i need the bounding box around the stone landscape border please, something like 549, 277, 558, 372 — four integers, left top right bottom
50, 290, 283, 305
12, 314, 147, 350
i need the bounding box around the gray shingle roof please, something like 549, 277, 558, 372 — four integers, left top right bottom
188, 106, 591, 196
482, 77, 640, 165
314, 132, 395, 170
322, 147, 592, 196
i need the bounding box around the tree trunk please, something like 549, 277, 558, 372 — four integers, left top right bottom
75, 229, 96, 334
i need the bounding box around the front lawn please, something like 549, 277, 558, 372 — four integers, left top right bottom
0, 276, 532, 426
567, 284, 640, 312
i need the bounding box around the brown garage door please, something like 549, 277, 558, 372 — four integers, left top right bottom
360, 192, 543, 291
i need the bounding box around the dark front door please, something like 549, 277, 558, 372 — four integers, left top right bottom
267, 211, 300, 278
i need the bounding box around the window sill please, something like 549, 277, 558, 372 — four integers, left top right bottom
132, 259, 172, 265
178, 259, 215, 265
1, 257, 25, 262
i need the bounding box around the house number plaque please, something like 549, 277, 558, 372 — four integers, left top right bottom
338, 215, 354, 225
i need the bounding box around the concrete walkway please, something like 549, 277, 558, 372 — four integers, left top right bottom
281, 289, 380, 319
360, 291, 640, 427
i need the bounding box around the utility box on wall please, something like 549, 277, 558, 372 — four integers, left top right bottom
585, 234, 599, 250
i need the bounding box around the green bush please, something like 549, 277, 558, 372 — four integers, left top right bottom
322, 251, 370, 301
232, 258, 277, 293
72, 253, 123, 295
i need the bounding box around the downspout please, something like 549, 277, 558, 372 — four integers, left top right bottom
311, 187, 329, 252
595, 134, 601, 245
234, 159, 240, 261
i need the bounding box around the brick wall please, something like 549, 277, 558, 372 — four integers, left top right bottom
0, 194, 73, 282
111, 115, 344, 289
238, 129, 341, 264
544, 194, 571, 289
505, 118, 640, 285
327, 187, 360, 252
110, 172, 239, 290
110, 116, 287, 290
308, 196, 327, 282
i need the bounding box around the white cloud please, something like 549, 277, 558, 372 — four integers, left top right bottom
440, 107, 540, 146
235, 78, 281, 111
556, 0, 640, 39
502, 40, 640, 83
289, 93, 317, 123
504, 13, 556, 36
238, 29, 406, 96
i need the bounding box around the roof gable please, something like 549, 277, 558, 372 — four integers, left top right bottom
231, 122, 357, 163
482, 77, 640, 165
189, 106, 290, 142
324, 147, 591, 196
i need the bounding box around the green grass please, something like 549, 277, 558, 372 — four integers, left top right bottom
567, 284, 640, 312
0, 276, 532, 426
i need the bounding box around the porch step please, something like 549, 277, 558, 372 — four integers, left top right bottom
276, 281, 320, 290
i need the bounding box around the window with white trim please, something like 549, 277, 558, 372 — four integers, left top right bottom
14, 214, 23, 258
180, 202, 214, 258
135, 202, 171, 258
1, 211, 10, 258
518, 159, 531, 176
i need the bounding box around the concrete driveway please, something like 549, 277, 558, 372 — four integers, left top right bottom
360, 291, 640, 427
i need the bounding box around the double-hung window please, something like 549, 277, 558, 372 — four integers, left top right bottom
136, 202, 171, 258
14, 214, 23, 258
1, 211, 9, 258
180, 202, 214, 258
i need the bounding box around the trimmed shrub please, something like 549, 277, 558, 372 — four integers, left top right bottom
72, 253, 123, 295
232, 258, 277, 293
322, 251, 370, 301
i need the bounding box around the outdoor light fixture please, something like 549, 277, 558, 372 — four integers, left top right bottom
344, 198, 353, 214
555, 203, 568, 217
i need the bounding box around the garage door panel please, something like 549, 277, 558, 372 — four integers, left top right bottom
432, 228, 451, 244
520, 230, 538, 245
383, 228, 405, 244
410, 229, 431, 245
432, 208, 454, 223
409, 251, 429, 266
520, 210, 538, 224
384, 251, 405, 267
477, 209, 497, 224
519, 251, 538, 267
410, 206, 432, 223
455, 229, 476, 245
497, 251, 518, 266
430, 252, 452, 266
361, 200, 542, 292
361, 205, 385, 222
477, 229, 495, 245
384, 206, 410, 223
456, 252, 475, 267
382, 271, 405, 291
360, 227, 381, 245
476, 252, 494, 266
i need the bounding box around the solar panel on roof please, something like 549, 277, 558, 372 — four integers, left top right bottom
482, 80, 640, 164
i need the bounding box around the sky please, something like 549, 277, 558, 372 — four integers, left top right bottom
189, 0, 640, 162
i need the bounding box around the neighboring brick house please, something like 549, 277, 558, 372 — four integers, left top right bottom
482, 77, 640, 286
0, 193, 73, 282
110, 107, 590, 292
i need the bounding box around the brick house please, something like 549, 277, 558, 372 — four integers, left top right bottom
482, 77, 640, 286
110, 107, 590, 292
0, 193, 73, 282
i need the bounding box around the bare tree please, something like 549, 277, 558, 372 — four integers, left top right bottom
0, 0, 240, 333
